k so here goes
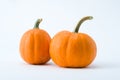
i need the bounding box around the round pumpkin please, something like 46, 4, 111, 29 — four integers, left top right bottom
19, 19, 51, 64
50, 16, 97, 68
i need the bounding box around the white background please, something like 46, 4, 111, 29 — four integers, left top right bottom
0, 0, 120, 80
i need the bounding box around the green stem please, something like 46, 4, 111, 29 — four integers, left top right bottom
74, 16, 93, 33
34, 19, 42, 28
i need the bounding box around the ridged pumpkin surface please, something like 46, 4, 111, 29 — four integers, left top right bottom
50, 31, 96, 67
20, 19, 51, 64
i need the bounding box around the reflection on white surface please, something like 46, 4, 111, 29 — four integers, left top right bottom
0, 59, 120, 80
0, 0, 120, 80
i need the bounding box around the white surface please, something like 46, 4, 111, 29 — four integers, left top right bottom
0, 0, 120, 80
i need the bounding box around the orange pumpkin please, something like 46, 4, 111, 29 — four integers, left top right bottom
50, 16, 97, 68
20, 19, 51, 64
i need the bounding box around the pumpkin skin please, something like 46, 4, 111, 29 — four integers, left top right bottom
20, 19, 51, 64
50, 16, 97, 68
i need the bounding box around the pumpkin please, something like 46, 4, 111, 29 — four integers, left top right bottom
19, 19, 51, 64
50, 16, 97, 68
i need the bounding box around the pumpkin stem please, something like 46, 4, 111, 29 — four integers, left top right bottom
34, 19, 42, 28
74, 16, 93, 33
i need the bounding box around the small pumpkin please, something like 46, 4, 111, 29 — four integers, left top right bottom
19, 19, 51, 64
50, 16, 97, 68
